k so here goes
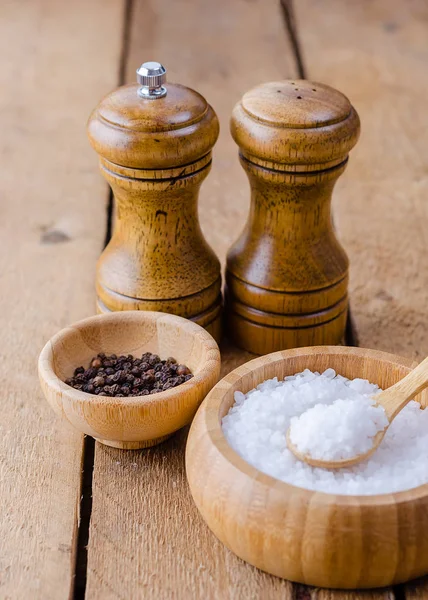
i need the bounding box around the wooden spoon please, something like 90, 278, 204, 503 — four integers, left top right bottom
287, 356, 428, 469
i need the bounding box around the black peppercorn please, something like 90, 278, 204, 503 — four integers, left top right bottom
91, 357, 102, 369
84, 368, 97, 381
177, 365, 191, 376
93, 376, 105, 388
64, 352, 193, 398
148, 354, 160, 366
112, 371, 122, 383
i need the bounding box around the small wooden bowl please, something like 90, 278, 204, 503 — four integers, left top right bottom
186, 346, 428, 589
39, 311, 220, 449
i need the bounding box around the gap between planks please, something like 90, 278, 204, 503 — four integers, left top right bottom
84, 1, 299, 599
78, 1, 415, 599
0, 1, 123, 599
281, 0, 359, 351
293, 0, 428, 599
72, 2, 134, 598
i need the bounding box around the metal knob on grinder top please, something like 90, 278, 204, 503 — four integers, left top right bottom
136, 61, 167, 98
87, 62, 222, 341
225, 80, 360, 354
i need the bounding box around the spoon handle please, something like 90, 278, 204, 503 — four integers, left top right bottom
377, 356, 428, 420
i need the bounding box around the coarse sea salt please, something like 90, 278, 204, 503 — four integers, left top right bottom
221, 369, 428, 495
289, 396, 389, 461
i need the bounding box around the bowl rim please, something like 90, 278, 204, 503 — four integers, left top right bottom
38, 310, 220, 407
200, 345, 428, 506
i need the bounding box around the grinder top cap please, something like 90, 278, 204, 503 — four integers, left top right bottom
231, 80, 360, 171
88, 62, 219, 170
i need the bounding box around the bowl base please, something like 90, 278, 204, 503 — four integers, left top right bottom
95, 434, 174, 450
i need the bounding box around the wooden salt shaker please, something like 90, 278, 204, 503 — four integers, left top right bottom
226, 81, 360, 354
87, 62, 222, 341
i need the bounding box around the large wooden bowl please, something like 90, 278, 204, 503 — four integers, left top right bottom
39, 311, 220, 449
186, 346, 428, 589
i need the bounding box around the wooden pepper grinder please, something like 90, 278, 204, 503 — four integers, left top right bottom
87, 62, 222, 341
226, 81, 360, 354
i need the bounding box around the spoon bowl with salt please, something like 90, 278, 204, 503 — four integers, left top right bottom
287, 355, 428, 469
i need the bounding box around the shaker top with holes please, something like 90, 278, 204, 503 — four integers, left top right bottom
87, 63, 222, 341
226, 79, 361, 355
231, 80, 360, 170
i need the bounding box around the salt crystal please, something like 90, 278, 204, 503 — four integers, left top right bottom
222, 369, 428, 495
289, 397, 388, 461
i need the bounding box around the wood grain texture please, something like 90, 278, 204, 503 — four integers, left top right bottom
226, 80, 359, 353
85, 0, 298, 597
187, 346, 428, 589
39, 311, 220, 449
293, 0, 428, 597
374, 355, 428, 420
0, 0, 124, 598
123, 0, 296, 272
88, 81, 222, 339
88, 426, 295, 600
295, 0, 428, 361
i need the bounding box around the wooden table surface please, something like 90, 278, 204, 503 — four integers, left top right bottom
2, 0, 428, 598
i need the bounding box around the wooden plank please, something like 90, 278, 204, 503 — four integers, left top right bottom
87, 426, 296, 599
85, 0, 298, 598
295, 0, 428, 361
0, 1, 124, 598
125, 0, 297, 266
293, 0, 428, 597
